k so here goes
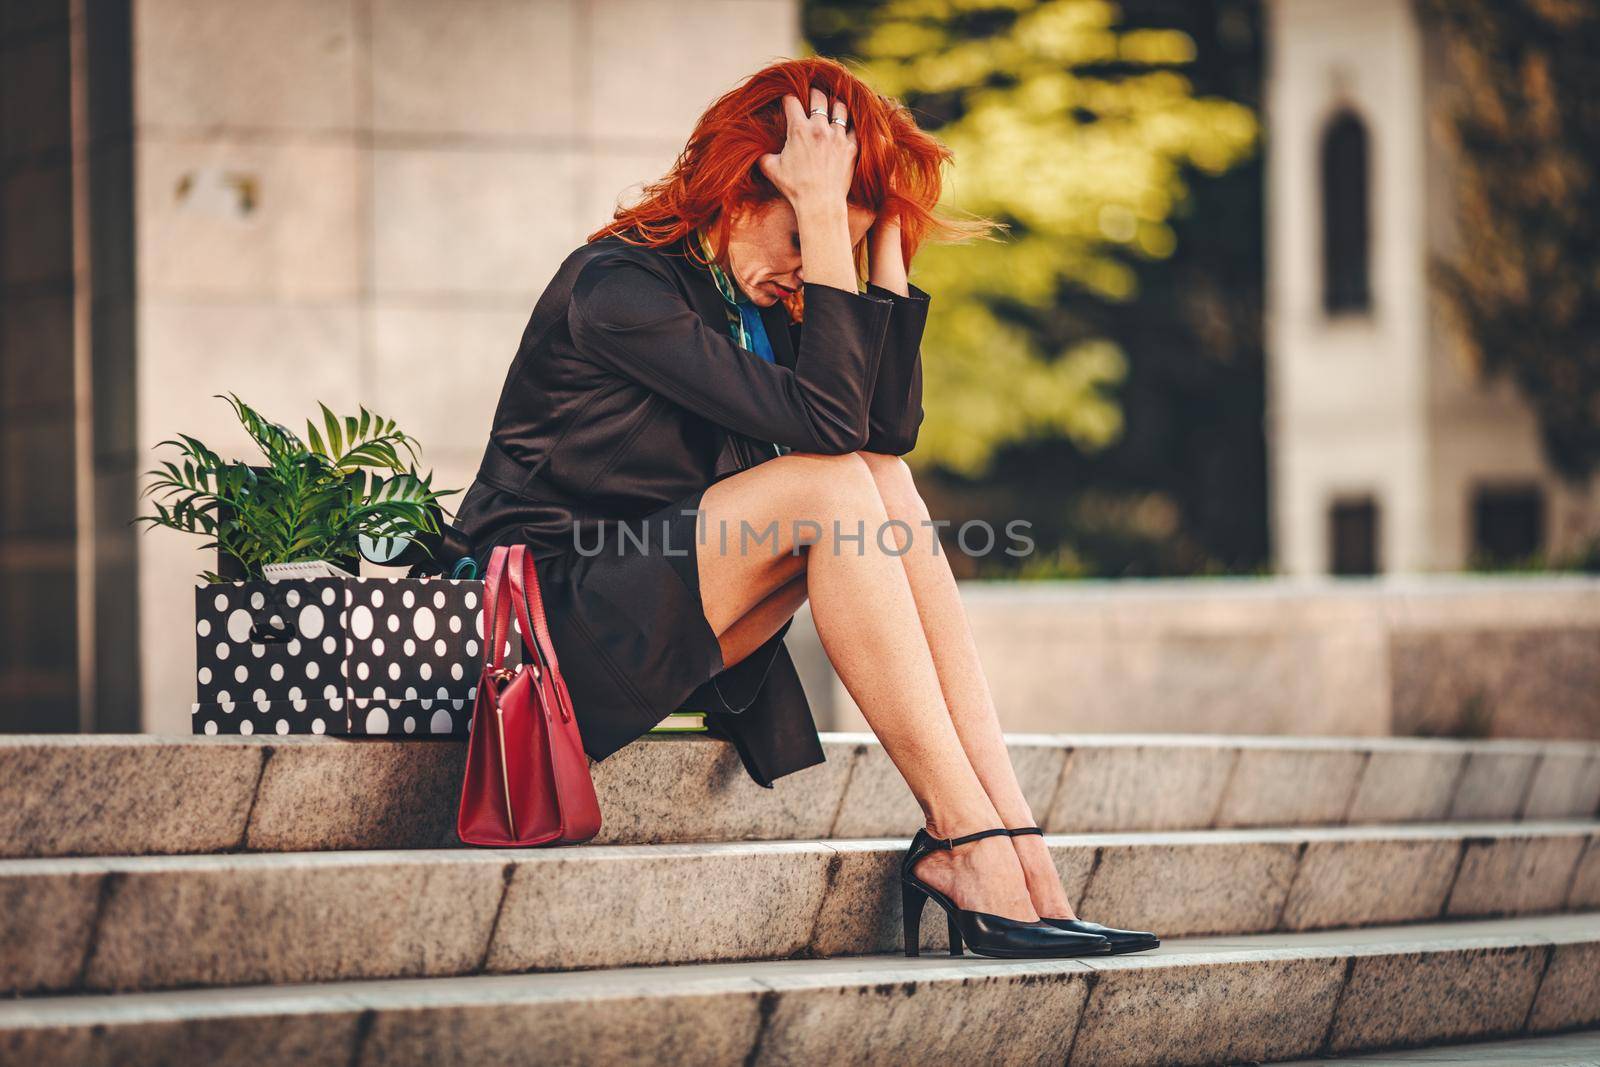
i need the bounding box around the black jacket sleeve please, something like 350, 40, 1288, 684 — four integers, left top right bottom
862, 280, 930, 455
567, 256, 895, 454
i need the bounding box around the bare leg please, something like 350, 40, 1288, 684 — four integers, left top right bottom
693, 450, 1040, 921
713, 570, 806, 669
857, 451, 1079, 919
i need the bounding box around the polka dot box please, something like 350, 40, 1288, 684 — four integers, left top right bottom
191, 575, 528, 738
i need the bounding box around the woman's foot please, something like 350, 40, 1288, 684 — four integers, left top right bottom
909, 826, 1041, 922
1003, 827, 1159, 952
1008, 825, 1079, 920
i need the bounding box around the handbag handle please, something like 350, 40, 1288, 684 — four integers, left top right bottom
517, 544, 581, 727
482, 546, 515, 678
505, 544, 573, 722
501, 545, 544, 679
509, 545, 564, 674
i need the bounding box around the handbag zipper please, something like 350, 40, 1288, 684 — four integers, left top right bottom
495, 702, 517, 838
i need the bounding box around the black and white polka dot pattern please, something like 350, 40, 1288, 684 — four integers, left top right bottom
191, 576, 528, 737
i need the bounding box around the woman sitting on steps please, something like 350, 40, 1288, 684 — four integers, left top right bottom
455, 55, 1158, 960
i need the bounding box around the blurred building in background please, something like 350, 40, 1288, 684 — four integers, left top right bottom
0, 0, 799, 733
1266, 0, 1600, 578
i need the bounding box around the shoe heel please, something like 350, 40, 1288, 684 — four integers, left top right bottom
902, 882, 928, 958
947, 911, 964, 956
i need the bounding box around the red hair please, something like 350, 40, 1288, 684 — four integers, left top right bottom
586, 56, 991, 320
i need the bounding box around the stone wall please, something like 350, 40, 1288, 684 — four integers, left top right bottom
801, 575, 1600, 741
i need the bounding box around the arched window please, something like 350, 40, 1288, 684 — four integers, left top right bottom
1320, 109, 1371, 315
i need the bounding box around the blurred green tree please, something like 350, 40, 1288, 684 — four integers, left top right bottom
1417, 0, 1600, 485
808, 0, 1266, 575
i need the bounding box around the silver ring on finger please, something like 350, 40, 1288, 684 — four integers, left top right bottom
831, 116, 848, 127
809, 107, 828, 118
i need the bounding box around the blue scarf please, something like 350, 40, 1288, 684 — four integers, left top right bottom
695, 229, 786, 457
735, 301, 776, 363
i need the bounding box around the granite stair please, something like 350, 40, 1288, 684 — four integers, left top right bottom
1, 732, 1596, 856
3, 913, 1598, 1066
1, 821, 1596, 997
1, 731, 1598, 1065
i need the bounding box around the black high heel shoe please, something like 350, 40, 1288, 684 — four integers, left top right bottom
901, 827, 1113, 959
1006, 827, 1161, 954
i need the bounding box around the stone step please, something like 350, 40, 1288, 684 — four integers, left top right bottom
3, 820, 1594, 997
1277, 1028, 1600, 1065
3, 732, 1597, 858
3, 911, 1597, 1066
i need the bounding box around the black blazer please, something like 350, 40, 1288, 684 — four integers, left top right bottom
454, 231, 931, 786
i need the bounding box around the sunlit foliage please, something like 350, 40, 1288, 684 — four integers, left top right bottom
815, 0, 1258, 473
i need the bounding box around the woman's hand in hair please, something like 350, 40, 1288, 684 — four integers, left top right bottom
759, 86, 858, 212
760, 85, 859, 295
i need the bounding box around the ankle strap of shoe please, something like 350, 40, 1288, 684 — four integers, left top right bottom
927, 826, 1014, 850
1008, 826, 1045, 838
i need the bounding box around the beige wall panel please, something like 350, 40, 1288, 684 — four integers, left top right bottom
134, 0, 360, 131
588, 0, 797, 142
371, 0, 581, 139
372, 147, 586, 297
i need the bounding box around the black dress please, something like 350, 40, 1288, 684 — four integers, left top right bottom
453, 232, 931, 787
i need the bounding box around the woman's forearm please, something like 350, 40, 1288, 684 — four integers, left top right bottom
795, 199, 860, 294
868, 220, 909, 297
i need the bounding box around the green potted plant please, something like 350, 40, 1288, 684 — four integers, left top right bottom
136, 392, 458, 582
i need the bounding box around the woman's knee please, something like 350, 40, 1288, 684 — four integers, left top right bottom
857, 450, 912, 486
778, 450, 882, 514
858, 450, 930, 521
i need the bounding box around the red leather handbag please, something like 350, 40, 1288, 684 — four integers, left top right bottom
457, 543, 602, 847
